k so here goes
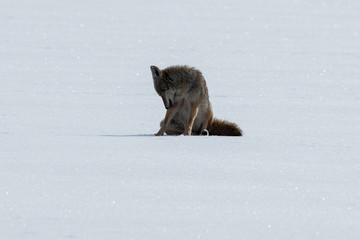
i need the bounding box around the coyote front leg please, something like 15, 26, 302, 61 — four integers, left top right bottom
155, 107, 177, 136
184, 103, 199, 136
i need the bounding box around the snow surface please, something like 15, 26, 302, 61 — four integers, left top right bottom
1, 0, 360, 239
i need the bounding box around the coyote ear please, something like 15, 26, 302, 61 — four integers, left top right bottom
150, 65, 161, 79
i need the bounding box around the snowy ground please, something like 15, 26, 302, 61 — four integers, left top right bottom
1, 0, 360, 239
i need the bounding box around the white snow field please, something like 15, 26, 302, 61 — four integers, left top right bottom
1, 0, 360, 239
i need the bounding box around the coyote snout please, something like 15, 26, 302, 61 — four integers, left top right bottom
161, 93, 177, 110
151, 65, 243, 136
166, 100, 178, 109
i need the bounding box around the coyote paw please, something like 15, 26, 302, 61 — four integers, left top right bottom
155, 128, 166, 136
200, 129, 209, 136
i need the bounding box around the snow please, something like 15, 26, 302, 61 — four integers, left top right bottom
1, 0, 360, 239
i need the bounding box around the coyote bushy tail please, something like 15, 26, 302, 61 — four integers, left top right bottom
209, 118, 243, 136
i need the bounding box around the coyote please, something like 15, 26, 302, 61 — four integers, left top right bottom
150, 65, 242, 136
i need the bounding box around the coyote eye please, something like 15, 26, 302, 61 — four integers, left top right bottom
159, 85, 168, 92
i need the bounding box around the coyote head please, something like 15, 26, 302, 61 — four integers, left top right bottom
150, 66, 178, 109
